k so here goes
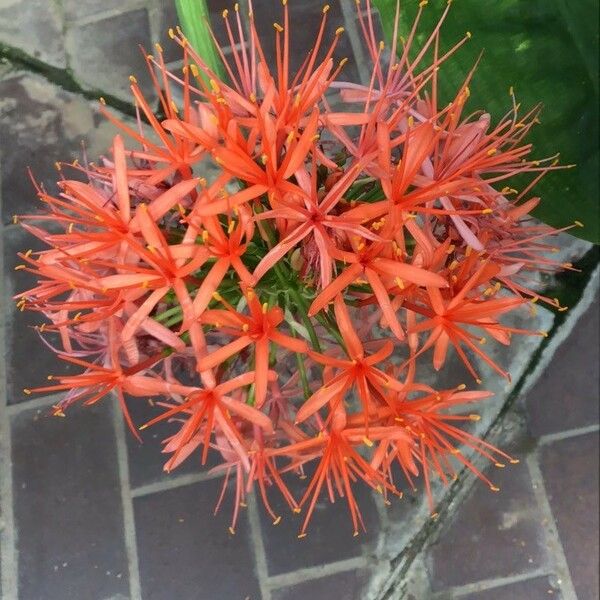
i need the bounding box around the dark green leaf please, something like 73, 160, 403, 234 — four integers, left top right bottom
374, 0, 599, 242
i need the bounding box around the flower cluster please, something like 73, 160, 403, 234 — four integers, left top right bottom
15, 1, 576, 536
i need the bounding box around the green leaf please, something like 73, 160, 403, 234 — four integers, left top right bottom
373, 0, 599, 243
175, 0, 224, 80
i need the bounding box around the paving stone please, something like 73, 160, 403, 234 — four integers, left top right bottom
541, 432, 599, 600
134, 478, 261, 600
251, 0, 360, 82
11, 402, 129, 600
0, 72, 119, 223
425, 462, 548, 591
456, 576, 563, 600
125, 394, 213, 489
62, 0, 142, 22
65, 9, 154, 101
257, 465, 381, 576
525, 296, 599, 437
2, 224, 78, 404
272, 568, 373, 600
0, 0, 66, 67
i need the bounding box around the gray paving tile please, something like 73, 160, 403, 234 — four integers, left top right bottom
525, 297, 599, 437
125, 395, 211, 489
65, 9, 154, 101
3, 224, 78, 404
251, 0, 360, 82
11, 402, 129, 600
134, 479, 261, 600
457, 575, 563, 600
426, 463, 547, 590
541, 432, 599, 600
257, 465, 381, 576
0, 0, 65, 67
0, 72, 117, 223
62, 0, 142, 22
272, 568, 372, 600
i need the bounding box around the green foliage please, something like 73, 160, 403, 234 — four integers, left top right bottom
374, 0, 599, 242
175, 0, 224, 80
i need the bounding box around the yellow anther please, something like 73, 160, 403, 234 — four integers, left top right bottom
469, 414, 481, 421
227, 220, 235, 234
479, 337, 487, 345
282, 0, 287, 5
262, 302, 269, 314
212, 292, 223, 302
487, 148, 497, 156
129, 75, 137, 84
250, 92, 257, 103
323, 4, 330, 13
379, 41, 385, 51
23, 389, 32, 395
12, 215, 18, 224
222, 9, 229, 18
234, 3, 239, 11
363, 436, 374, 447
261, 154, 268, 165
448, 260, 459, 271
202, 230, 209, 242
168, 28, 175, 39
574, 220, 584, 227
481, 208, 493, 214
395, 277, 405, 289
539, 330, 548, 338
476, 378, 482, 385
209, 79, 221, 94
155, 42, 163, 53
353, 530, 359, 537
273, 516, 282, 525
170, 100, 179, 114
24, 249, 32, 258
190, 64, 200, 77
242, 323, 250, 332
407, 115, 414, 128
99, 97, 106, 105
14, 265, 26, 271
419, 0, 428, 6
228, 527, 235, 535
457, 383, 467, 391
297, 533, 307, 538
247, 288, 255, 300
495, 462, 506, 468
273, 22, 284, 33
335, 26, 345, 35
490, 485, 500, 492
466, 31, 472, 39
509, 459, 520, 464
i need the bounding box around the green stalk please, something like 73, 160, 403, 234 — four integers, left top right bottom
175, 0, 224, 80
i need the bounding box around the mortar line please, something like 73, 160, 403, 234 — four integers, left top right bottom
267, 556, 369, 590
112, 402, 142, 600
539, 423, 600, 446
431, 568, 551, 599
526, 454, 578, 599
246, 490, 272, 600
6, 392, 66, 416
0, 156, 18, 599
131, 469, 224, 498
0, 42, 137, 118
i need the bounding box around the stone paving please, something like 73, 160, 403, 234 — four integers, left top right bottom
0, 2, 598, 599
